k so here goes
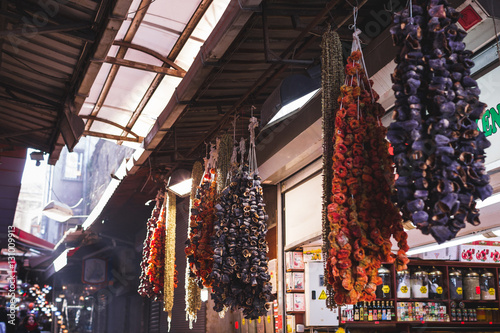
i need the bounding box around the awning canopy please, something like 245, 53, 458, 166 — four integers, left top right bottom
9, 227, 55, 253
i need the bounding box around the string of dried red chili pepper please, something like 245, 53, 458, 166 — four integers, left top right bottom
138, 194, 162, 299
185, 168, 217, 288
325, 31, 408, 305
146, 198, 167, 301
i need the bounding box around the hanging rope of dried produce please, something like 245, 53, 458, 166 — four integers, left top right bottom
211, 143, 241, 317
320, 26, 345, 309
146, 196, 167, 301
163, 191, 177, 330
138, 192, 163, 298
185, 144, 219, 288
388, 0, 492, 244
325, 9, 408, 306
185, 161, 204, 328
217, 134, 233, 193
210, 117, 274, 319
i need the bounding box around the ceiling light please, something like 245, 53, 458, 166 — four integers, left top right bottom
42, 201, 73, 222
476, 192, 500, 209
266, 88, 320, 127
406, 227, 500, 256
260, 66, 321, 128
168, 178, 192, 197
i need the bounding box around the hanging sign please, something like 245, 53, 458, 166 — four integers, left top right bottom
82, 258, 107, 285
476, 67, 500, 165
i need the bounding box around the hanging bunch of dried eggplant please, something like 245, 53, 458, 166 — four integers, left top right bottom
388, 0, 492, 244
185, 145, 219, 288
185, 161, 204, 328
320, 26, 345, 309
210, 121, 274, 319
325, 28, 408, 305
138, 193, 163, 299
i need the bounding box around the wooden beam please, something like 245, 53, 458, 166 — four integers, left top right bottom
79, 115, 140, 139
84, 0, 153, 132
113, 41, 185, 72
83, 131, 143, 143
168, 0, 213, 60
101, 57, 186, 77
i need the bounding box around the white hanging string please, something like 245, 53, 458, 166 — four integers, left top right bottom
248, 116, 259, 175
239, 137, 246, 168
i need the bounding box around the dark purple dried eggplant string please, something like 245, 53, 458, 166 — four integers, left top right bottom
388, 0, 493, 244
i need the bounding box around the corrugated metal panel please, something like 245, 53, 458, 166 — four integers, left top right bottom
149, 301, 161, 333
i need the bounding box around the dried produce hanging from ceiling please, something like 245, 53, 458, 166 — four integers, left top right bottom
210, 119, 274, 319
320, 27, 345, 309
185, 144, 219, 288
388, 0, 492, 244
185, 161, 204, 329
146, 196, 167, 300
138, 193, 163, 299
324, 21, 409, 305
163, 191, 178, 330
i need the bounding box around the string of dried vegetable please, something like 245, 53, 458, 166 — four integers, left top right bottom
325, 25, 408, 305
185, 161, 204, 328
211, 119, 274, 319
185, 145, 219, 288
146, 196, 167, 301
163, 191, 177, 330
320, 26, 345, 309
388, 0, 492, 244
138, 193, 162, 298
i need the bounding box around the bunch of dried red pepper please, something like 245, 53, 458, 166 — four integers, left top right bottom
146, 201, 167, 298
326, 48, 409, 305
138, 197, 161, 299
185, 169, 217, 288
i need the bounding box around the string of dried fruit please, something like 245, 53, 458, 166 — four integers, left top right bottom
320, 27, 345, 309
185, 146, 218, 288
326, 30, 408, 305
388, 0, 492, 244
146, 197, 167, 301
138, 194, 162, 298
163, 191, 177, 329
185, 161, 204, 328
388, 1, 428, 235
211, 121, 274, 319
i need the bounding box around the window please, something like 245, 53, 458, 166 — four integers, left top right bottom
64, 151, 83, 180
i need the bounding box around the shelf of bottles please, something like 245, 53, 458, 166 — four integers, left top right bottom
340, 300, 396, 323
341, 260, 500, 327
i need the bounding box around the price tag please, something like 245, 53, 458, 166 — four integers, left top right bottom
242, 318, 245, 325
476, 286, 481, 295
457, 287, 463, 295
489, 288, 495, 296
420, 286, 427, 294
382, 285, 390, 294
258, 317, 261, 324
437, 286, 443, 294
267, 316, 271, 323
249, 319, 252, 324
400, 285, 408, 294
